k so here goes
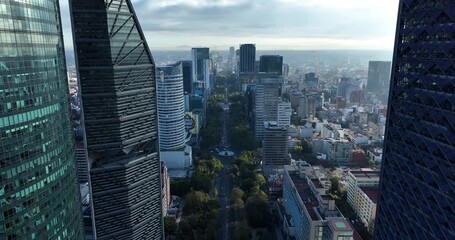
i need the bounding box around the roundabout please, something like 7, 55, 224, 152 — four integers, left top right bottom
218, 150, 235, 157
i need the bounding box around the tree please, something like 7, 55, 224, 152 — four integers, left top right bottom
245, 192, 268, 228
230, 164, 239, 177
254, 173, 266, 187
330, 176, 340, 194
184, 191, 210, 215
231, 187, 245, 200
190, 171, 213, 193
170, 180, 191, 197
164, 216, 177, 237
234, 221, 251, 240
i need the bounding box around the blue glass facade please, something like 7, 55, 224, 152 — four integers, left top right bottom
70, 0, 163, 239
375, 0, 455, 239
0, 0, 83, 239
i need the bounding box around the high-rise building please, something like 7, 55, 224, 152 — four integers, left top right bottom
277, 101, 292, 127
157, 63, 186, 151
366, 61, 391, 93
181, 60, 192, 94
239, 44, 256, 74
157, 63, 192, 171
254, 77, 283, 139
70, 1, 163, 239
262, 121, 289, 166
191, 48, 210, 93
259, 55, 283, 75
0, 1, 83, 239
375, 1, 455, 239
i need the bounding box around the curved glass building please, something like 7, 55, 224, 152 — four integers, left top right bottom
157, 63, 187, 151
0, 0, 83, 239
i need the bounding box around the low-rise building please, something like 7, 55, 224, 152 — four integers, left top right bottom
347, 169, 380, 232
282, 165, 355, 240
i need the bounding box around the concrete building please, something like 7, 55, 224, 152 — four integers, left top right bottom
347, 170, 380, 232
254, 77, 283, 139
282, 165, 354, 240
277, 101, 292, 127
321, 124, 342, 139
367, 61, 391, 93
263, 121, 289, 166
327, 139, 353, 164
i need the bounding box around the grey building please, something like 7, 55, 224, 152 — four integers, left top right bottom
181, 60, 192, 94
254, 77, 283, 139
367, 61, 391, 93
70, 0, 163, 239
262, 121, 289, 166
0, 0, 83, 239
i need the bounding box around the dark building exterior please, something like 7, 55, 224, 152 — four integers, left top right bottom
239, 44, 256, 74
70, 0, 163, 239
181, 60, 192, 94
0, 0, 83, 239
375, 1, 455, 239
259, 55, 283, 75
367, 61, 391, 92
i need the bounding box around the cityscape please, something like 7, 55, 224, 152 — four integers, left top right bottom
1, 0, 454, 240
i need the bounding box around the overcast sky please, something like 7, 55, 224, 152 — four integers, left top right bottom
60, 0, 399, 51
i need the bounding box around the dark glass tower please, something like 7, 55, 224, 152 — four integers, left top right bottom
70, 0, 163, 239
375, 1, 455, 239
259, 55, 283, 75
0, 0, 83, 239
239, 44, 256, 74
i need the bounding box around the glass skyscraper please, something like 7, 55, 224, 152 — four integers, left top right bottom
70, 0, 163, 239
0, 0, 83, 239
375, 0, 455, 239
239, 43, 256, 74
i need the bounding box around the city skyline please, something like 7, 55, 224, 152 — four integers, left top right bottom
59, 0, 400, 51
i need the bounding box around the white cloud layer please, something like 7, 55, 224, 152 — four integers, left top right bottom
60, 0, 400, 50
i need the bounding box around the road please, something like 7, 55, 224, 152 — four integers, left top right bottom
216, 89, 235, 240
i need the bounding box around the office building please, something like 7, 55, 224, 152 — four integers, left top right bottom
282, 165, 354, 240
0, 1, 83, 239
366, 61, 391, 93
277, 101, 292, 127
254, 77, 283, 139
375, 1, 455, 239
262, 121, 289, 166
156, 63, 187, 151
347, 170, 380, 232
162, 163, 171, 217
181, 60, 192, 94
70, 0, 163, 239
259, 55, 283, 75
191, 48, 210, 94
239, 44, 256, 74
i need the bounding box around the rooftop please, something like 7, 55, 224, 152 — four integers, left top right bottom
289, 173, 320, 221
350, 170, 380, 179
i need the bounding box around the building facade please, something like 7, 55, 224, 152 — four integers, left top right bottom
156, 63, 186, 151
181, 60, 192, 94
366, 61, 391, 93
254, 77, 283, 139
277, 101, 292, 127
375, 1, 455, 239
347, 170, 380, 232
0, 0, 83, 238
259, 55, 283, 75
239, 43, 256, 74
282, 165, 354, 240
262, 121, 289, 166
70, 0, 163, 239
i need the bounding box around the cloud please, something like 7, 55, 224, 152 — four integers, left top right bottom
61, 0, 400, 50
